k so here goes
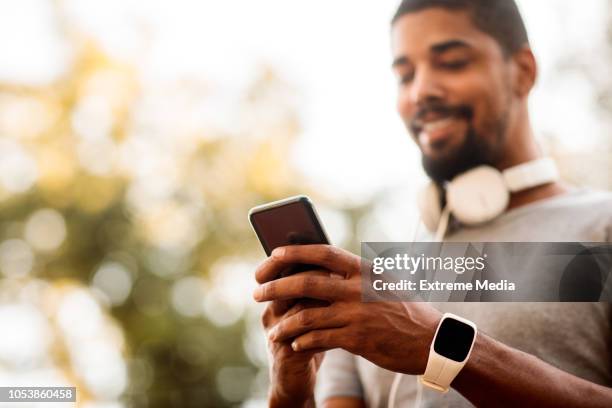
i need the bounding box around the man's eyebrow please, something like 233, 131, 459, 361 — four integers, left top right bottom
391, 56, 409, 68
392, 39, 472, 68
431, 39, 472, 54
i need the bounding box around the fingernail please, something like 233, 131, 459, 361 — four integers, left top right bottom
272, 247, 285, 258
330, 272, 344, 280
291, 341, 299, 351
253, 287, 262, 301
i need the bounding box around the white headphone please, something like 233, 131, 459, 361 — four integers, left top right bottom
417, 157, 560, 239
386, 157, 560, 408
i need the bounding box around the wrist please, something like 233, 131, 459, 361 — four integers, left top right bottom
268, 365, 316, 406
452, 331, 502, 390
269, 389, 315, 408
418, 312, 443, 373
401, 303, 443, 374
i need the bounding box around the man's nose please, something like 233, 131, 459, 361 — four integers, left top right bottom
408, 68, 445, 105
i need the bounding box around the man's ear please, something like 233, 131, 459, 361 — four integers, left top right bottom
511, 46, 537, 97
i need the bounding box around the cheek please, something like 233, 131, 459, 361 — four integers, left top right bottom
471, 85, 508, 136
452, 72, 506, 133
396, 89, 415, 122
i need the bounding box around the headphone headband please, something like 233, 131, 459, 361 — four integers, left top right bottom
503, 157, 559, 193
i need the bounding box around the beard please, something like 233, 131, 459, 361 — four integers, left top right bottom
411, 100, 509, 183
421, 124, 502, 183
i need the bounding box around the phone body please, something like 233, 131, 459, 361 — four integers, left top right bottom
248, 195, 330, 257
249, 196, 331, 312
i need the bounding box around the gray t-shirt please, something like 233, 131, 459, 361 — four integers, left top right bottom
316, 188, 612, 407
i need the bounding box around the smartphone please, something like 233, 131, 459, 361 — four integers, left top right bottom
249, 195, 330, 257
249, 196, 332, 309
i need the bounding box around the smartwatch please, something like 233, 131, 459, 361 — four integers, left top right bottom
420, 313, 477, 393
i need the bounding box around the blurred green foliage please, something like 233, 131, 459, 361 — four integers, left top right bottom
0, 31, 373, 406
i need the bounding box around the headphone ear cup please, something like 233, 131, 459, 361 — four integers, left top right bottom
417, 182, 443, 232
447, 166, 509, 225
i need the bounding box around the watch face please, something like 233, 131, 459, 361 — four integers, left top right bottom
433, 317, 475, 362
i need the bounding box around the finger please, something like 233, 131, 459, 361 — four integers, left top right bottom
262, 293, 331, 332
254, 249, 302, 284
256, 245, 359, 284
253, 274, 348, 302
277, 272, 337, 311
270, 305, 347, 342
265, 297, 331, 330
254, 256, 337, 284
262, 300, 293, 329
253, 270, 332, 304
291, 328, 345, 352
270, 299, 294, 316
283, 298, 330, 317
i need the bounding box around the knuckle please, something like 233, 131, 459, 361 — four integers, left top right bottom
262, 282, 275, 299
322, 245, 340, 265
284, 245, 295, 258
297, 310, 313, 327
254, 265, 265, 284
271, 249, 283, 261
351, 326, 364, 349
261, 306, 272, 327
293, 302, 305, 313
255, 258, 276, 283
301, 275, 318, 295
277, 345, 293, 360
286, 302, 303, 318
310, 330, 324, 345
326, 278, 346, 300
276, 246, 293, 261
328, 279, 341, 297
347, 280, 361, 298
274, 320, 286, 336
352, 306, 364, 320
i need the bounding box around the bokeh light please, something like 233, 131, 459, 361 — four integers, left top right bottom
0, 303, 51, 367
25, 209, 67, 252
91, 262, 133, 306
0, 239, 34, 278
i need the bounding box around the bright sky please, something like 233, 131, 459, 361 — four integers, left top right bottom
0, 0, 608, 205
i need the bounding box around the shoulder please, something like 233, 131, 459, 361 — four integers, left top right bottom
568, 188, 612, 242
563, 188, 612, 205
558, 187, 612, 205
533, 187, 612, 216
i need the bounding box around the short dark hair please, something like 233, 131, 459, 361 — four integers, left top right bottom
391, 0, 530, 56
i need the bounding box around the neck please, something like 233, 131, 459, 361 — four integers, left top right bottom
496, 106, 540, 170
499, 108, 569, 210
507, 182, 569, 210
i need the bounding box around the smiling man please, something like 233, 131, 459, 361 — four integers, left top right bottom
254, 1, 612, 407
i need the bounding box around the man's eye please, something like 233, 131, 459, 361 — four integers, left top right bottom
399, 72, 414, 85
440, 60, 469, 70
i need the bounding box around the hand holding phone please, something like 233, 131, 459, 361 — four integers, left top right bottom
249, 196, 331, 405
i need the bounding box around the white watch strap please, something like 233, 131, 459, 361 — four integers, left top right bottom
420, 313, 477, 393
420, 352, 465, 392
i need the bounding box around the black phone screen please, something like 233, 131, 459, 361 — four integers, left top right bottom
249, 199, 329, 256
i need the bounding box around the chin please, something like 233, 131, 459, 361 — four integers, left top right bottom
422, 151, 474, 183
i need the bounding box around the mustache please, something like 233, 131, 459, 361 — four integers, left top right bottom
410, 101, 473, 131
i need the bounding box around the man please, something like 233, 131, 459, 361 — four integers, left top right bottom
253, 0, 612, 406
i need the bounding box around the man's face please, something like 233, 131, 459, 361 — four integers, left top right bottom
391, 8, 514, 182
